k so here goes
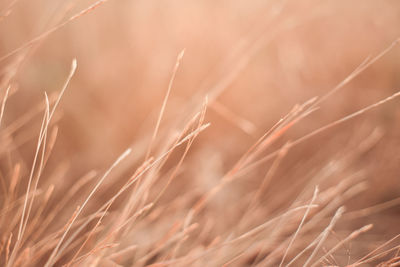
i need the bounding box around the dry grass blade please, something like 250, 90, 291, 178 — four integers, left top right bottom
243, 90, 400, 175
291, 91, 400, 148
312, 38, 399, 108
350, 232, 400, 266
310, 224, 373, 267
181, 204, 319, 266
17, 58, 76, 242
7, 96, 50, 267
303, 206, 345, 267
286, 207, 345, 267
0, 85, 11, 128
352, 245, 400, 266
44, 148, 131, 267
279, 186, 319, 267
146, 49, 185, 159
31, 171, 97, 241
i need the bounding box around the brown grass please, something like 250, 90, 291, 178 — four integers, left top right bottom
1, 0, 400, 266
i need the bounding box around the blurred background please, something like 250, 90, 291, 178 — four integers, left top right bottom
1, 0, 400, 265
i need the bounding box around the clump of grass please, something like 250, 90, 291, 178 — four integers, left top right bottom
1, 1, 400, 266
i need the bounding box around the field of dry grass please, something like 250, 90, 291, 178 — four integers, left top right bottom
1, 0, 400, 266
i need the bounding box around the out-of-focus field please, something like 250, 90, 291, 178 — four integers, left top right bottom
1, 0, 400, 266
